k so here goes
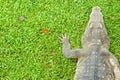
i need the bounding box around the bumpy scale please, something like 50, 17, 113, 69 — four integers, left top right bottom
61, 6, 120, 80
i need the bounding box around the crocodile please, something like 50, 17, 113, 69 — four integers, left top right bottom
61, 6, 120, 80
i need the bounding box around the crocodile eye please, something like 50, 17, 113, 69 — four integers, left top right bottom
99, 23, 103, 29
89, 23, 93, 29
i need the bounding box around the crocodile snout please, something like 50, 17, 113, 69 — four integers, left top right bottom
90, 6, 103, 22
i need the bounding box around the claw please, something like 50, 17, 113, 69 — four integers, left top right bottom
62, 34, 69, 39
60, 34, 69, 43
59, 37, 62, 41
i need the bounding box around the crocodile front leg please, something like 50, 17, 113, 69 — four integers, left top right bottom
102, 48, 120, 80
61, 35, 84, 58
109, 53, 120, 80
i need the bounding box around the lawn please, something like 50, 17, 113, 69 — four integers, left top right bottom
0, 0, 120, 80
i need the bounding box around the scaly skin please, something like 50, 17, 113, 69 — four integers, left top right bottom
61, 6, 120, 80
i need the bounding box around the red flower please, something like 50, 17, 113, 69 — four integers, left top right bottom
43, 28, 49, 34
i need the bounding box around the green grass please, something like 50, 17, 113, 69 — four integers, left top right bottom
0, 0, 120, 80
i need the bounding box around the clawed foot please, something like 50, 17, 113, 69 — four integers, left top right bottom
61, 34, 69, 43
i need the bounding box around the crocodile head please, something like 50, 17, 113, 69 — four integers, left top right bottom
82, 6, 110, 49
